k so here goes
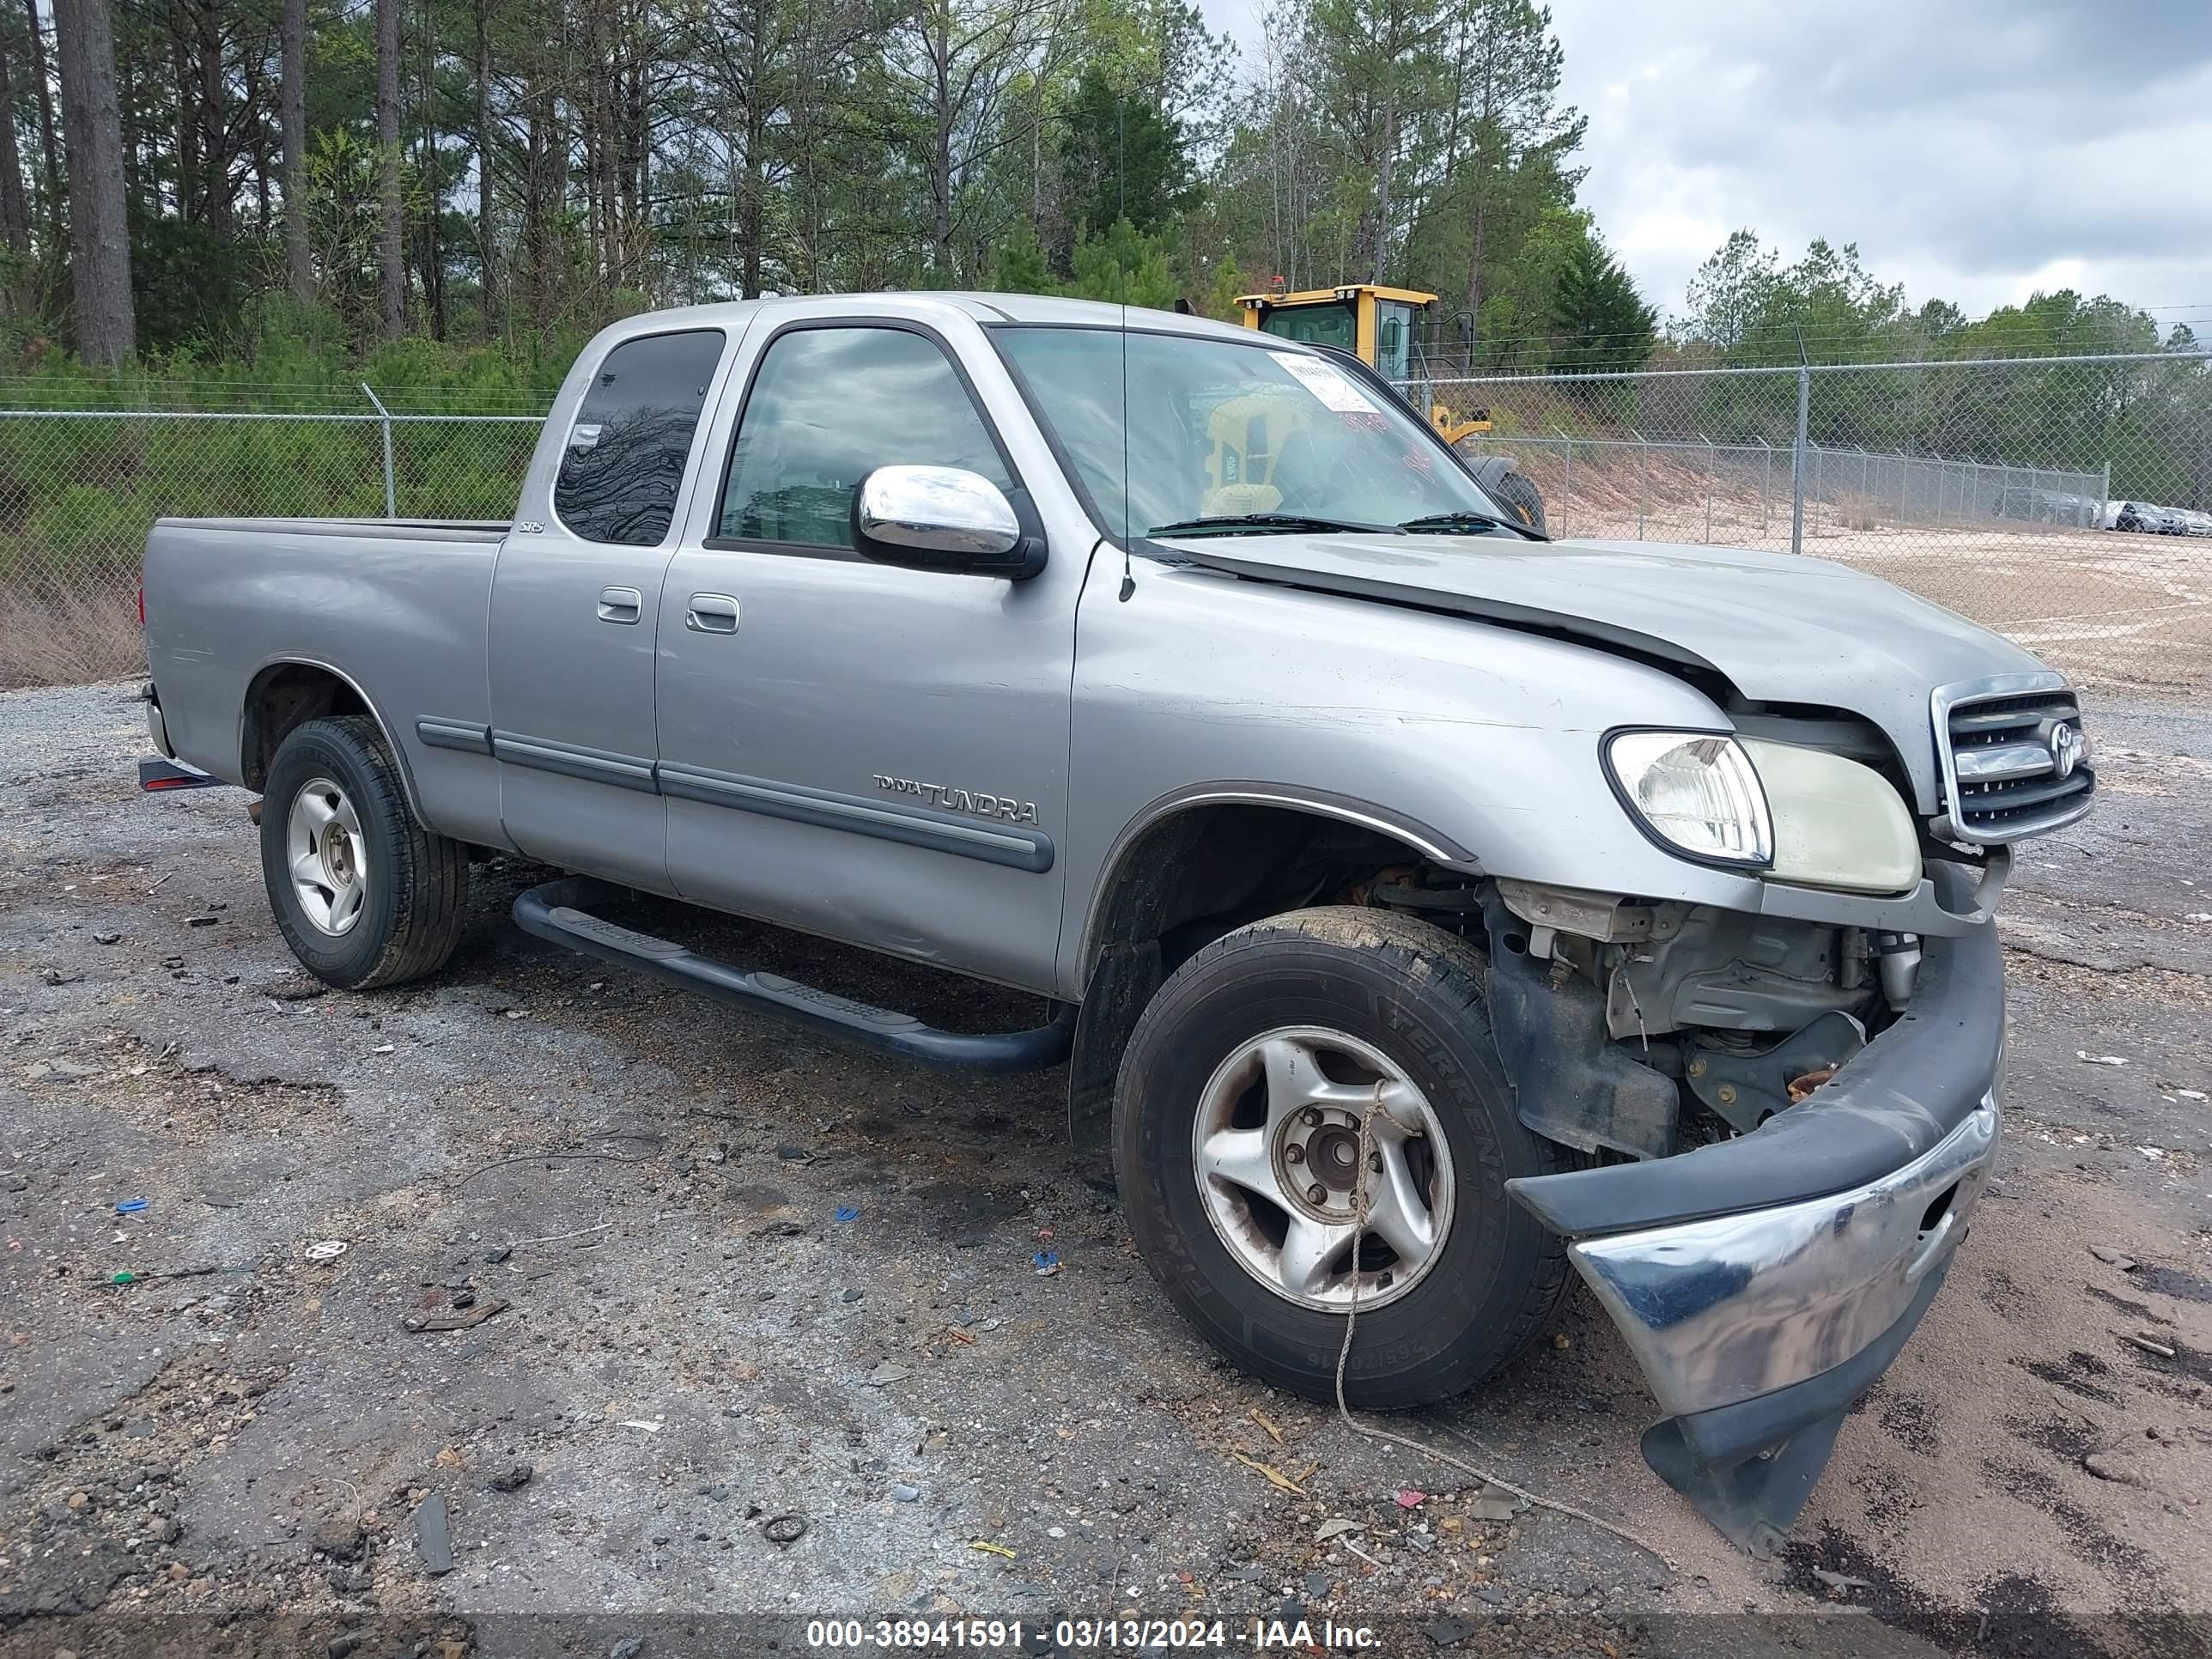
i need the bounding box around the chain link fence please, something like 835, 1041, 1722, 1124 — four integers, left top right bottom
4, 351, 2210, 695
0, 393, 544, 688
1412, 350, 2212, 695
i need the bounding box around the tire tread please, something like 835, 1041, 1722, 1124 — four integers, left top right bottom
1114, 904, 1571, 1408
263, 714, 469, 989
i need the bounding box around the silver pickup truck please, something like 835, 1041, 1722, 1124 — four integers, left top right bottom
142, 294, 2094, 1553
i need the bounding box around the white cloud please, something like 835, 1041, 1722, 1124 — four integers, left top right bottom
1197, 0, 2212, 330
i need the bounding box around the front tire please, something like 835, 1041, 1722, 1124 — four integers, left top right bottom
1489, 464, 1547, 535
259, 715, 469, 989
1114, 907, 1570, 1409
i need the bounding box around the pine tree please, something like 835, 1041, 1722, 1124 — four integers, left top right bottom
1549, 228, 1653, 371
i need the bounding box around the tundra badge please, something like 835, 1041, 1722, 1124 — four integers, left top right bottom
874, 775, 1041, 825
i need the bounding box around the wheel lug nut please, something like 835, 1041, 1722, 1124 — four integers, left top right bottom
1285, 1144, 1304, 1164
1300, 1107, 1322, 1127
1369, 1153, 1382, 1172
1307, 1183, 1328, 1206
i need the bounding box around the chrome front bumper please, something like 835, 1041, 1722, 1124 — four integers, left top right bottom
1570, 1092, 1999, 1422
1505, 863, 2007, 1554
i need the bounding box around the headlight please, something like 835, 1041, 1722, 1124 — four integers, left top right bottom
1740, 738, 1920, 895
1605, 732, 1772, 866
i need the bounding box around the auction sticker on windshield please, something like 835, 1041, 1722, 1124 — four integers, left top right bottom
1268, 350, 1379, 415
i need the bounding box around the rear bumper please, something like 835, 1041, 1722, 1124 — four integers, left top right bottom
1506, 866, 2004, 1553
143, 682, 173, 758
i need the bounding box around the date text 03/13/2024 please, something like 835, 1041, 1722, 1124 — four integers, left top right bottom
804, 1618, 1383, 1650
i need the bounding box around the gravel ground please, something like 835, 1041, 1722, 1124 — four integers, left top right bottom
1, 681, 2209, 1659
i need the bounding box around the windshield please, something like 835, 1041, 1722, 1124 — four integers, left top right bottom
993, 327, 1508, 540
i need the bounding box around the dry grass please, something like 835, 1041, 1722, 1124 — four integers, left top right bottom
0, 574, 146, 690
4, 454, 2204, 700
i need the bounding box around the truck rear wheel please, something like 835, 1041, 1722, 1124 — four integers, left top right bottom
259, 715, 469, 989
1114, 906, 1570, 1408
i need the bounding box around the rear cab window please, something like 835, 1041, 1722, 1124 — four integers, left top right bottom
553, 329, 727, 546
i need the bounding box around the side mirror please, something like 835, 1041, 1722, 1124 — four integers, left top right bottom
852, 465, 1045, 579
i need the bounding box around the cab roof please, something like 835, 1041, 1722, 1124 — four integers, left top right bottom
583, 291, 1259, 348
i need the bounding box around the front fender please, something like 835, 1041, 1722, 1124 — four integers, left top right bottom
1055, 560, 1760, 995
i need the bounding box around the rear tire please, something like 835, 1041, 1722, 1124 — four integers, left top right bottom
260, 715, 469, 989
1114, 906, 1570, 1409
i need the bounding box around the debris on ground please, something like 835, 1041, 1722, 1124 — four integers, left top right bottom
404, 1297, 508, 1334
1468, 1484, 1528, 1522
489, 1463, 534, 1493
763, 1514, 807, 1545
1228, 1451, 1308, 1495
2077, 1051, 2130, 1066
415, 1494, 454, 1576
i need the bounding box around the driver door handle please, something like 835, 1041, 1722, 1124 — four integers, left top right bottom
597, 585, 642, 624
686, 592, 740, 634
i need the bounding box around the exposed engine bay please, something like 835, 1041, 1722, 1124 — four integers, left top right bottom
1363, 868, 1935, 1162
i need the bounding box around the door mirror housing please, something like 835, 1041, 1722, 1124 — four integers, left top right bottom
852, 465, 1044, 579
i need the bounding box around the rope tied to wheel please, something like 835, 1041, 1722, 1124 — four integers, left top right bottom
1332, 1082, 1682, 1574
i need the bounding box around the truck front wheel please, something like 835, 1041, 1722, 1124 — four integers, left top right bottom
259, 715, 470, 989
1114, 907, 1570, 1408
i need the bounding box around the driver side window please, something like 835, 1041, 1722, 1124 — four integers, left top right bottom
718, 326, 1012, 550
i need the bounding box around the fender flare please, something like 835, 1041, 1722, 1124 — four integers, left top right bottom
238, 656, 430, 831
1077, 780, 1480, 975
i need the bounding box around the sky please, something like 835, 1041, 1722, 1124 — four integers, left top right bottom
1195, 0, 2212, 336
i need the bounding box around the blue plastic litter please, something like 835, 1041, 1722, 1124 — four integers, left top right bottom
1032, 1250, 1060, 1274
833, 1204, 860, 1223
115, 1198, 149, 1215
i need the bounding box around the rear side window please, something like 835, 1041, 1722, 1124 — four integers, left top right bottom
553, 329, 725, 546
718, 326, 1012, 550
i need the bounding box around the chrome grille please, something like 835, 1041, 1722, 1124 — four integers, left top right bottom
1931, 675, 2094, 843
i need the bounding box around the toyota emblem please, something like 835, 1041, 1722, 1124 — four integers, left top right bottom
2045, 720, 2083, 779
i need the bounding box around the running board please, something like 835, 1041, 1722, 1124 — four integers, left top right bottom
512, 876, 1074, 1073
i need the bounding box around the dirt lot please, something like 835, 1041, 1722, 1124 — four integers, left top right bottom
3, 681, 2209, 1659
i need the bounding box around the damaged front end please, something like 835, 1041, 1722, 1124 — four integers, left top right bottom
1463, 860, 2008, 1555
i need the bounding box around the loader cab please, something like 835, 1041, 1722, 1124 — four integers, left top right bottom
1237, 283, 1490, 443
1237, 284, 1425, 386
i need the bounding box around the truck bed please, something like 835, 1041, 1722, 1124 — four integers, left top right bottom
143, 515, 512, 848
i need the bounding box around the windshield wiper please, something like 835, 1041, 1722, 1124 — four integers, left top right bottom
1397, 511, 1549, 541
1146, 512, 1398, 538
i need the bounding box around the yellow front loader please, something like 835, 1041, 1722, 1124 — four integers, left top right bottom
1236, 283, 1546, 532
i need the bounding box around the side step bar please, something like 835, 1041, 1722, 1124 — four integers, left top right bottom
512, 876, 1075, 1074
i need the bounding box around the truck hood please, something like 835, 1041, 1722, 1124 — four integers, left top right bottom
1164, 532, 2053, 813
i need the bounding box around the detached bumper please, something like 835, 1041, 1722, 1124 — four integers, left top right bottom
1506, 868, 2004, 1554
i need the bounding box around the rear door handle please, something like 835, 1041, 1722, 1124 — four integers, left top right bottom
598, 585, 643, 624
686, 592, 740, 635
